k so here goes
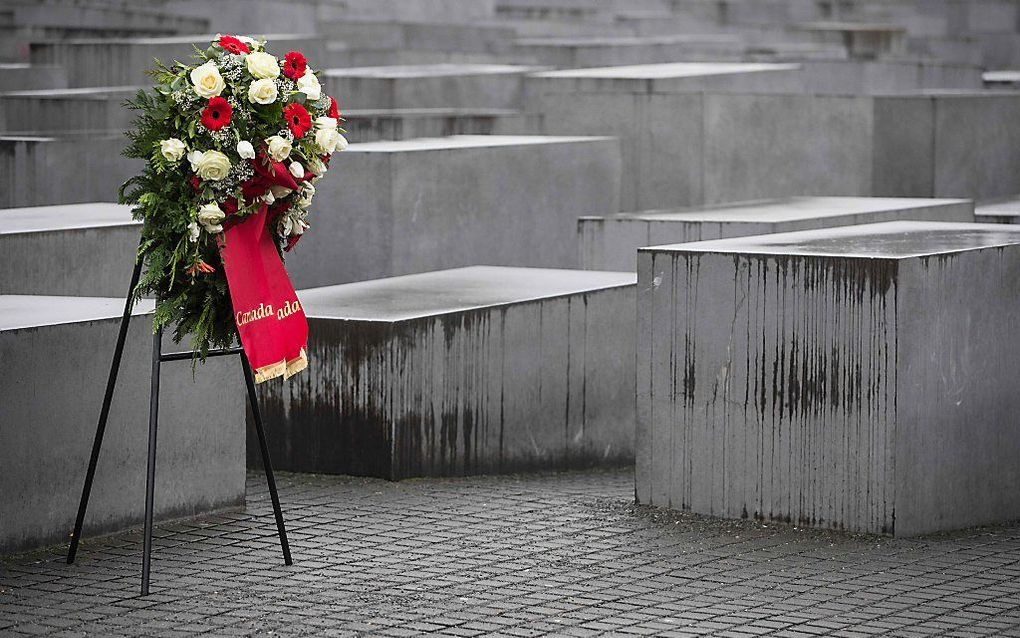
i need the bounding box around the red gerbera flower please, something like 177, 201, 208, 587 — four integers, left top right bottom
328, 96, 340, 120
189, 175, 202, 191
282, 51, 307, 80
283, 102, 312, 139
200, 96, 232, 131
218, 35, 250, 55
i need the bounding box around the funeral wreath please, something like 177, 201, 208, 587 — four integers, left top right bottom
120, 35, 347, 377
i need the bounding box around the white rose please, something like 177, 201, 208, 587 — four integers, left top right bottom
315, 116, 337, 131
190, 61, 225, 98
236, 140, 255, 159
197, 202, 226, 234
314, 127, 341, 154
160, 138, 186, 162
288, 162, 304, 179
194, 150, 231, 181
238, 36, 258, 50
266, 135, 292, 161
296, 70, 321, 100
336, 133, 349, 152
297, 182, 315, 208
186, 150, 204, 172
270, 185, 293, 199
247, 78, 278, 105
186, 221, 200, 243
306, 155, 326, 176
246, 51, 279, 79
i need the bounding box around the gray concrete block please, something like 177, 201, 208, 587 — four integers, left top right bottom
0, 63, 67, 92
0, 203, 140, 297
975, 196, 1020, 223
288, 135, 621, 288
515, 34, 746, 67
320, 0, 496, 22
0, 295, 246, 554
0, 86, 140, 133
539, 88, 1020, 211
342, 108, 538, 142
319, 20, 517, 55
636, 221, 1020, 536
256, 266, 636, 479
580, 196, 974, 271
0, 135, 139, 207
323, 64, 544, 110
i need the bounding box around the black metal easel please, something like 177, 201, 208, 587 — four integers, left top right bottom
65, 254, 293, 596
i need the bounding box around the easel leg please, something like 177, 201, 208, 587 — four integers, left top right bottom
140, 327, 162, 596
241, 354, 293, 566
67, 257, 144, 564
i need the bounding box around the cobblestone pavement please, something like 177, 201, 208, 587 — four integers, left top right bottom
2, 469, 1020, 637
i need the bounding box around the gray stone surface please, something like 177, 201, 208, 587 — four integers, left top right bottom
514, 34, 746, 67
0, 86, 140, 133
539, 88, 1020, 211
637, 220, 1020, 536
0, 203, 140, 296
323, 64, 544, 110
257, 266, 636, 479
6, 469, 1020, 636
288, 135, 621, 288
0, 295, 246, 554
341, 107, 537, 142
580, 196, 974, 271
0, 135, 139, 207
0, 64, 67, 92
976, 195, 1020, 223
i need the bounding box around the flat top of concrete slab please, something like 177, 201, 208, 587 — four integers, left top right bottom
39, 33, 316, 46
532, 62, 800, 80
797, 21, 906, 32
0, 296, 154, 332
324, 64, 542, 78
349, 134, 614, 152
590, 197, 971, 224
984, 70, 1020, 82
976, 196, 1020, 218
516, 34, 740, 46
298, 266, 635, 322
343, 108, 522, 118
0, 85, 141, 97
645, 221, 1020, 259
0, 203, 138, 235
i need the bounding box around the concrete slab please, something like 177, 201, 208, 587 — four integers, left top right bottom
975, 196, 1020, 223
580, 196, 974, 270
637, 221, 1020, 535
257, 266, 637, 479
0, 134, 138, 207
0, 203, 140, 297
0, 86, 141, 133
0, 295, 245, 554
514, 34, 745, 67
537, 89, 1020, 211
342, 108, 537, 142
0, 63, 67, 92
323, 64, 544, 109
289, 135, 621, 287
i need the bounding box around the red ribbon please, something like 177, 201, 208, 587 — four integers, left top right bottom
218, 157, 309, 383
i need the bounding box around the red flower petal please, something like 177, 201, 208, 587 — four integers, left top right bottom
282, 51, 307, 81
218, 35, 250, 55
328, 96, 340, 120
200, 96, 232, 131
282, 102, 312, 139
